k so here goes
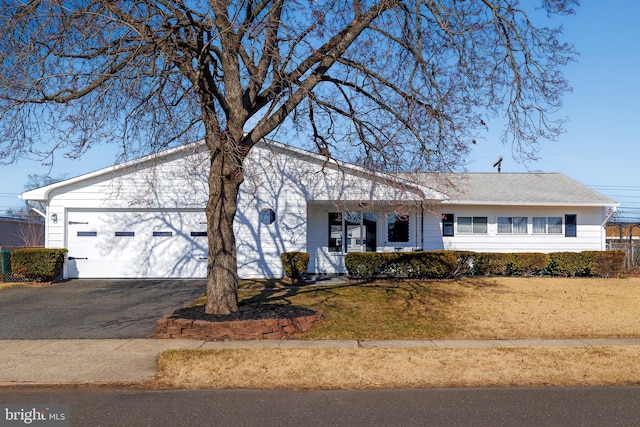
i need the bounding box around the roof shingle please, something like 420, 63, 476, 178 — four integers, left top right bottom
404, 173, 617, 206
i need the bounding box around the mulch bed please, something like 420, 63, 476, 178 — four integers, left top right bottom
169, 302, 318, 322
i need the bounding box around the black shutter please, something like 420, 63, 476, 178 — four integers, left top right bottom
442, 214, 454, 236
565, 214, 577, 237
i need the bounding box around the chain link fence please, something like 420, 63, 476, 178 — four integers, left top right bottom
0, 247, 26, 283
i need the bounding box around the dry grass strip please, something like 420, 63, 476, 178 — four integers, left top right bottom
444, 277, 640, 339
157, 346, 640, 390
0, 282, 45, 290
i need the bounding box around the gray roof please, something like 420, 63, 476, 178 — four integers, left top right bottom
404, 173, 617, 206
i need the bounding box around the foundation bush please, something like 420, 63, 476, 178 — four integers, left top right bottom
281, 251, 310, 283
10, 248, 67, 282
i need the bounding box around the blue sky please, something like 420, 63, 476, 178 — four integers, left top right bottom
1, 1, 639, 220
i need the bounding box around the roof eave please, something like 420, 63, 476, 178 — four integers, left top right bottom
441, 200, 619, 207
20, 142, 207, 202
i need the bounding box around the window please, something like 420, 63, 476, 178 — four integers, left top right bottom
328, 211, 377, 253
153, 231, 173, 237
458, 216, 487, 234
533, 217, 563, 234
532, 217, 547, 234
259, 208, 276, 225
442, 214, 454, 237
497, 217, 527, 234
565, 214, 577, 237
388, 214, 410, 242
549, 217, 563, 234
114, 231, 135, 237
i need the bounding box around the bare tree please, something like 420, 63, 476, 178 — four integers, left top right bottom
0, 0, 577, 314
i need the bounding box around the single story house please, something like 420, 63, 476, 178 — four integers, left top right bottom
21, 140, 618, 279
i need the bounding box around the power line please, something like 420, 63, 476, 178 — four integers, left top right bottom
589, 184, 640, 190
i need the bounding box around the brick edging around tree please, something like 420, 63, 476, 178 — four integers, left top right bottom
155, 312, 323, 340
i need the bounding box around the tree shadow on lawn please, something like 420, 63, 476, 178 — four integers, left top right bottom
170, 279, 324, 322
169, 277, 501, 324
241, 278, 482, 315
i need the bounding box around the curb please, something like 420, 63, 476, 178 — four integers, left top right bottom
2, 338, 640, 385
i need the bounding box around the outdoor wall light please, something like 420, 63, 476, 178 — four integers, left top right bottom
51, 213, 58, 224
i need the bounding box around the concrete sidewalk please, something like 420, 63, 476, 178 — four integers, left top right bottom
2, 338, 640, 385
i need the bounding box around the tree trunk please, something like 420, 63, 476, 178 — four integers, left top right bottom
204, 133, 244, 315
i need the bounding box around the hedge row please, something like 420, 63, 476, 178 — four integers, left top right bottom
11, 248, 67, 282
345, 251, 472, 280
344, 250, 626, 280
474, 251, 626, 278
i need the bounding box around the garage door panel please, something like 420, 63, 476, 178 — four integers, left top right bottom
67, 210, 207, 278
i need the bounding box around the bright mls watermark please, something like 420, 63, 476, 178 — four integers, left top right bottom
0, 405, 69, 427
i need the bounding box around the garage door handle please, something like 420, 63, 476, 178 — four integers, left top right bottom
68, 257, 88, 260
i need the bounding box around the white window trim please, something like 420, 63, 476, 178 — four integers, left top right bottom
532, 216, 564, 235
497, 216, 528, 235
457, 216, 488, 234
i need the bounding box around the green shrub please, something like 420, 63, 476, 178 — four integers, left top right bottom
281, 251, 309, 283
11, 248, 67, 282
506, 253, 550, 276
472, 253, 510, 276
547, 252, 592, 277
344, 252, 386, 279
345, 251, 466, 280
404, 251, 462, 279
345, 250, 624, 280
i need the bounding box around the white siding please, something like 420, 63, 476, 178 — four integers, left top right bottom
425, 205, 607, 253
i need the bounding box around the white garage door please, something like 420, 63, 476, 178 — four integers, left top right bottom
66, 210, 208, 278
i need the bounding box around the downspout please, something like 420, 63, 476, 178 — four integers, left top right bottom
30, 207, 46, 219
602, 206, 616, 227
420, 201, 424, 251
602, 206, 617, 250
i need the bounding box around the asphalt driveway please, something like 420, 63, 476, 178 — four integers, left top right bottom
0, 279, 205, 339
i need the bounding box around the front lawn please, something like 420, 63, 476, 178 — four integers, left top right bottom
157, 277, 640, 389
192, 276, 640, 340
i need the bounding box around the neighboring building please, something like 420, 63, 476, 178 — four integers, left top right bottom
606, 222, 640, 243
21, 140, 618, 279
0, 216, 45, 248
